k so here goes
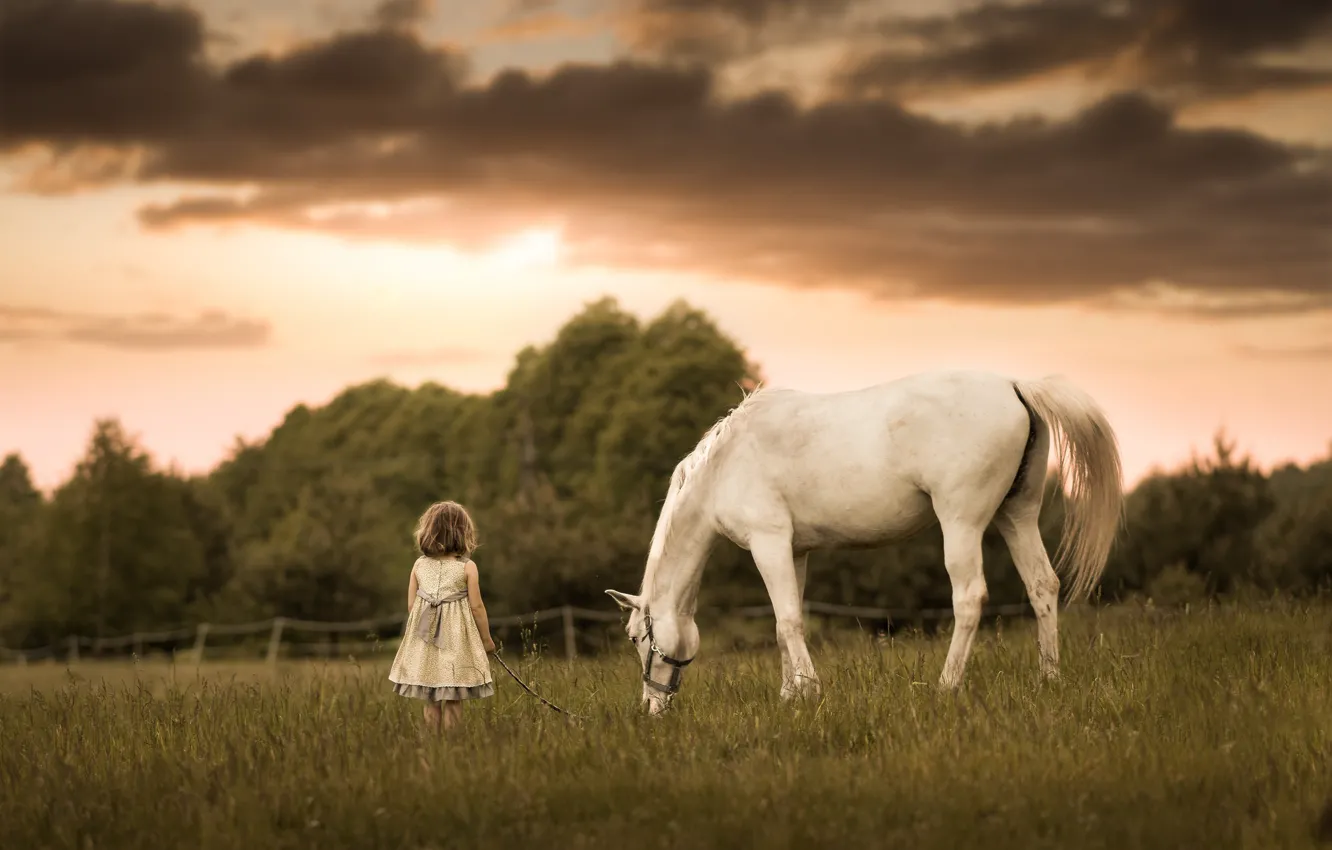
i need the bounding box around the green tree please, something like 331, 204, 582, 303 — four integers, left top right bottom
14, 420, 222, 645
1254, 452, 1332, 594
0, 454, 43, 644
443, 299, 758, 613
15, 297, 1325, 647
585, 300, 759, 512
228, 473, 410, 622
504, 296, 642, 499
1103, 432, 1275, 599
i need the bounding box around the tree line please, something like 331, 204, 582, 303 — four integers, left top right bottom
1, 297, 1329, 649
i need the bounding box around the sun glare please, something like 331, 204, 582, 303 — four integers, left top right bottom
486, 227, 564, 270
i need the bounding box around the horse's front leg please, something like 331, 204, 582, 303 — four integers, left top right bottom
752, 535, 821, 700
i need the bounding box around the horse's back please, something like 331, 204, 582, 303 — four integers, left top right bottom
717, 370, 1034, 549
749, 370, 1029, 456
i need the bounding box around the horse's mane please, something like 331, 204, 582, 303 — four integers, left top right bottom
641, 384, 766, 593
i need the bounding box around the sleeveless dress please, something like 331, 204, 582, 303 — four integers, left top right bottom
389, 555, 495, 702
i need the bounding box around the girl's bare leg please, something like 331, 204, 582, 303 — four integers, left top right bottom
422, 701, 442, 734
442, 700, 462, 731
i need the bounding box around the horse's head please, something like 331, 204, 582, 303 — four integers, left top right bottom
606, 588, 697, 716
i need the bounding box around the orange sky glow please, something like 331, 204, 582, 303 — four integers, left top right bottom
2, 0, 1330, 492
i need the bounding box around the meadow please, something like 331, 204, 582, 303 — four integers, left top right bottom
2, 601, 1331, 850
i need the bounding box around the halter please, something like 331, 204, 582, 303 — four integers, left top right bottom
632, 612, 694, 696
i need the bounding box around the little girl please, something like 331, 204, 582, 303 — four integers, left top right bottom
389, 500, 497, 733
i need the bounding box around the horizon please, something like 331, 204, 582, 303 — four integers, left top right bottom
3, 0, 1331, 492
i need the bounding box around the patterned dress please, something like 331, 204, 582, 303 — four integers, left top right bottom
389, 554, 494, 702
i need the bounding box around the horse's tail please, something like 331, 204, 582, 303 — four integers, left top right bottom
1012, 375, 1125, 602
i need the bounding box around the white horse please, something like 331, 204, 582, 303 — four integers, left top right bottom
606, 369, 1123, 714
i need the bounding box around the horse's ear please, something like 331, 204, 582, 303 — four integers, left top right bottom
605, 589, 643, 611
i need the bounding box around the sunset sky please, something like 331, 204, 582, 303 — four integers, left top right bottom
2, 0, 1330, 492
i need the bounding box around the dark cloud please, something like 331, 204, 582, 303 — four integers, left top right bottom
840, 0, 1332, 102
1144, 0, 1332, 58
644, 0, 848, 26
482, 4, 607, 44
0, 0, 204, 82
0, 304, 271, 350
0, 0, 210, 143
0, 0, 463, 150
508, 0, 559, 11
1, 0, 1330, 316
372, 0, 434, 30
626, 0, 858, 62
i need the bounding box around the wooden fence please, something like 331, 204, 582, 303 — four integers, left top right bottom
0, 600, 1033, 665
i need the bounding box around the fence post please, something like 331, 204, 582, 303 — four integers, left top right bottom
193, 623, 211, 664
266, 618, 285, 665
562, 605, 576, 661
67, 635, 79, 664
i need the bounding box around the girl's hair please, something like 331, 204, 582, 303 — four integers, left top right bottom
414, 500, 478, 558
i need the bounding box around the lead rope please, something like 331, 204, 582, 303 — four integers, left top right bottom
475, 555, 582, 723
490, 650, 584, 723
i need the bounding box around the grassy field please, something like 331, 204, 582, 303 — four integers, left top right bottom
3, 601, 1331, 849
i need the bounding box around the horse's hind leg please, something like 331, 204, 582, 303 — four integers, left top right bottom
775, 551, 810, 688
751, 534, 821, 700
937, 519, 988, 690
994, 507, 1060, 680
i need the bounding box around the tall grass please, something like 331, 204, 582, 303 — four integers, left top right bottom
3, 601, 1330, 849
